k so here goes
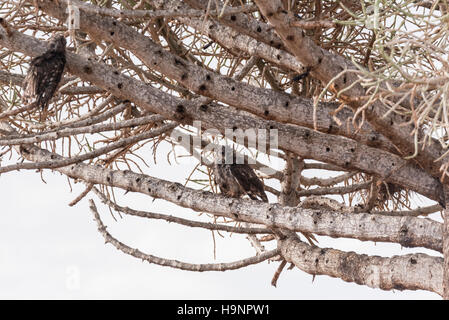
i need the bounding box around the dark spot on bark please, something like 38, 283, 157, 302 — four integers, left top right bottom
177, 195, 182, 200
83, 66, 92, 74
232, 126, 237, 131
267, 12, 274, 17
305, 132, 310, 138
343, 75, 347, 84
50, 155, 56, 159
155, 49, 162, 56
112, 21, 117, 26
199, 84, 207, 91
206, 74, 211, 81
326, 147, 330, 152
231, 86, 235, 91
230, 15, 236, 21
313, 220, 317, 224
350, 148, 355, 152
339, 255, 364, 285
320, 249, 326, 255
148, 187, 151, 192
174, 58, 186, 67
110, 31, 115, 36
176, 105, 185, 113
269, 125, 274, 129
281, 9, 287, 14
399, 225, 413, 247
276, 54, 281, 60
392, 162, 395, 166
107, 176, 111, 182
257, 26, 262, 32
200, 104, 208, 112
318, 57, 322, 64
113, 71, 119, 75
286, 35, 295, 41
393, 283, 406, 291
136, 178, 141, 183
315, 258, 319, 263
264, 110, 269, 116
117, 83, 123, 89
181, 73, 188, 80
410, 258, 417, 264
209, 24, 214, 29
345, 161, 350, 166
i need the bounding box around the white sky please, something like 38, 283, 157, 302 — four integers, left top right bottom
0, 141, 441, 299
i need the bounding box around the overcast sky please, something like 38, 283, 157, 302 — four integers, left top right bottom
0, 140, 441, 300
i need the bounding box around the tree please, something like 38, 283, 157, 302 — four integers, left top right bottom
0, 0, 447, 298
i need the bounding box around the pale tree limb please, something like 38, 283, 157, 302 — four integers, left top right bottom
0, 114, 165, 145
0, 122, 177, 174
301, 171, 356, 187
88, 199, 279, 271
443, 185, 449, 299
70, 1, 258, 20
278, 236, 443, 296
92, 186, 272, 235
297, 180, 371, 196
374, 204, 442, 217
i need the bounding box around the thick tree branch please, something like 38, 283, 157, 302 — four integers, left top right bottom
278, 236, 443, 296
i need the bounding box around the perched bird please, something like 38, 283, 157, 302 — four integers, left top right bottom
22, 34, 67, 116
213, 147, 268, 202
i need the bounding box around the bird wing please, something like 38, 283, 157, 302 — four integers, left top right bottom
22, 56, 45, 104
229, 164, 268, 202
23, 53, 66, 109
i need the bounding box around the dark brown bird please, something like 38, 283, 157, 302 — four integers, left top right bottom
22, 34, 66, 114
213, 147, 268, 202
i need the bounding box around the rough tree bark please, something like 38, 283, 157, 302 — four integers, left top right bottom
0, 0, 447, 298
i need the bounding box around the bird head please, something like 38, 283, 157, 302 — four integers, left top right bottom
48, 34, 66, 53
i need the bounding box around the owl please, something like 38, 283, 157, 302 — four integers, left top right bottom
22, 34, 66, 114
213, 147, 268, 202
